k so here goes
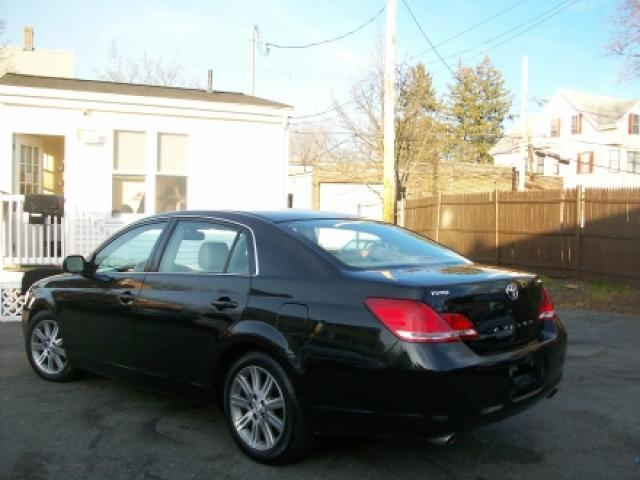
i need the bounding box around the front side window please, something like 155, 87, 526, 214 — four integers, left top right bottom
283, 220, 467, 269
94, 222, 165, 273
550, 119, 560, 137
113, 131, 146, 214
159, 220, 250, 274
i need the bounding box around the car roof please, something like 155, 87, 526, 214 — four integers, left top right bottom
149, 209, 359, 224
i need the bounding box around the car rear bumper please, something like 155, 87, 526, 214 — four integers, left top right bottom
305, 320, 567, 436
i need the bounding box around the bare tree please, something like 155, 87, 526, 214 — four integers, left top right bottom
99, 40, 190, 87
0, 19, 9, 76
605, 0, 640, 81
290, 128, 331, 169
334, 50, 444, 201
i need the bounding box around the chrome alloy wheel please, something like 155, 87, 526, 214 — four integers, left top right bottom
30, 319, 68, 375
229, 365, 286, 451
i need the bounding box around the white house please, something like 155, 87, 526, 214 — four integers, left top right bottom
491, 88, 640, 189
0, 73, 292, 319
2, 26, 75, 78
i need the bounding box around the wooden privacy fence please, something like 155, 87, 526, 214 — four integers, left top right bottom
403, 187, 640, 286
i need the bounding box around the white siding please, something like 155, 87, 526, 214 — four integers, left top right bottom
0, 90, 291, 216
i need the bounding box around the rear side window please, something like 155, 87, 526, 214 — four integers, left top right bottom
158, 220, 250, 274
283, 220, 467, 269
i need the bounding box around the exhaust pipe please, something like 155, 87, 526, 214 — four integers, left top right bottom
427, 433, 457, 447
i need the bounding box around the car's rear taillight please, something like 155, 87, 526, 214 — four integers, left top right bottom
538, 286, 556, 321
364, 298, 478, 343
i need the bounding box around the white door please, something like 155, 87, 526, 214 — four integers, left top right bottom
319, 183, 384, 220
13, 135, 45, 195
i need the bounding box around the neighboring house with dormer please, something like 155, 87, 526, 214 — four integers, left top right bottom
491, 88, 640, 189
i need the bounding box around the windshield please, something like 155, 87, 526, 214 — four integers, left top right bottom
283, 220, 468, 269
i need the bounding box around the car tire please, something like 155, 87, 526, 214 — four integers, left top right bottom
223, 352, 313, 464
26, 311, 77, 382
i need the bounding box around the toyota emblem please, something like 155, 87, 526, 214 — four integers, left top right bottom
505, 282, 519, 301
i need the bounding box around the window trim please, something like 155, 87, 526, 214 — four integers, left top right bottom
146, 215, 259, 276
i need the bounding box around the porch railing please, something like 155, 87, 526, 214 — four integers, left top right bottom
0, 194, 67, 268
1, 194, 140, 270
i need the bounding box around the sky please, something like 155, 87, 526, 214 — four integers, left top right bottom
1, 0, 637, 125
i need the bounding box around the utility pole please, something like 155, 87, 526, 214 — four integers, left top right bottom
518, 55, 528, 191
251, 25, 257, 95
383, 0, 397, 223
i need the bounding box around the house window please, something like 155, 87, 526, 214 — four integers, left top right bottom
42, 153, 56, 194
18, 145, 41, 194
571, 114, 582, 134
535, 154, 545, 174
628, 151, 640, 173
113, 131, 146, 214
577, 151, 594, 174
554, 159, 560, 175
156, 133, 188, 213
629, 114, 640, 134
550, 119, 561, 137
609, 150, 620, 172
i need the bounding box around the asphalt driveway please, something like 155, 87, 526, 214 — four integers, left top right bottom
1, 310, 639, 480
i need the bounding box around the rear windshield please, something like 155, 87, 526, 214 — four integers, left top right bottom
283, 219, 468, 269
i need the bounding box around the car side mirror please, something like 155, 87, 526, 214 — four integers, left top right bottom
63, 255, 88, 274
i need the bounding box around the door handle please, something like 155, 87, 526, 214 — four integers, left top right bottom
211, 297, 238, 310
119, 291, 137, 305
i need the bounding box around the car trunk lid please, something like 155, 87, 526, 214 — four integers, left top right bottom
349, 263, 544, 353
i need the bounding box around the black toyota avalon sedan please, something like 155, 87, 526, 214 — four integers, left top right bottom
22, 210, 567, 463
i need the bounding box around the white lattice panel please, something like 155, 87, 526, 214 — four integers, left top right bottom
1, 283, 24, 321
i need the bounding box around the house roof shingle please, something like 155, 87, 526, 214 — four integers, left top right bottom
0, 73, 292, 110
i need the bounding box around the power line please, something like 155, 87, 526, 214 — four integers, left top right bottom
402, 0, 455, 75
263, 5, 385, 53
76, 51, 357, 81
430, 0, 578, 74
410, 0, 530, 61
307, 136, 356, 163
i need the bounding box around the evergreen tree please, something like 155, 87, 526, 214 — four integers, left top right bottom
447, 56, 512, 163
